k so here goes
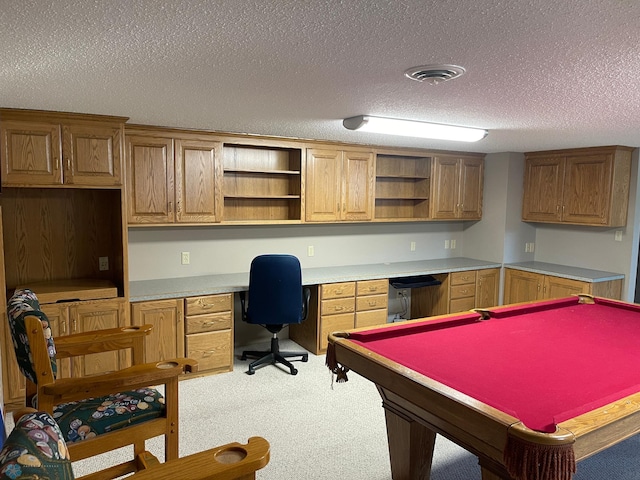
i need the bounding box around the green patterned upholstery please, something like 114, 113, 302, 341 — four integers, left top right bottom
0, 410, 74, 480
6, 289, 165, 446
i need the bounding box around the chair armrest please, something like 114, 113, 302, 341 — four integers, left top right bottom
131, 436, 270, 480
41, 358, 198, 404
54, 324, 153, 360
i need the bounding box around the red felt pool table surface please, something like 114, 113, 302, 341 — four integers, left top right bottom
327, 295, 640, 480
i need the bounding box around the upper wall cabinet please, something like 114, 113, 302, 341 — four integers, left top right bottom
305, 147, 375, 222
0, 109, 126, 188
430, 154, 484, 220
126, 128, 223, 225
522, 146, 633, 226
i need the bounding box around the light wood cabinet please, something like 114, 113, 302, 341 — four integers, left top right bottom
522, 146, 633, 226
430, 155, 484, 220
305, 148, 375, 222
290, 279, 389, 354
131, 299, 185, 363
503, 268, 623, 304
126, 129, 223, 224
42, 298, 129, 378
2, 296, 129, 410
222, 143, 302, 223
184, 293, 233, 374
1, 110, 126, 187
411, 268, 500, 318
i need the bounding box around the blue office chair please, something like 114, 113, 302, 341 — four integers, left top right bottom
240, 254, 310, 375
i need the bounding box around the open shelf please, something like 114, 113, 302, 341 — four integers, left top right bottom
222, 144, 302, 222
374, 155, 431, 220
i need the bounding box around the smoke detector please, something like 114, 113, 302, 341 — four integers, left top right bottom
404, 64, 466, 85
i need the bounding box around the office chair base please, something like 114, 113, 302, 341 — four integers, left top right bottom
241, 337, 308, 375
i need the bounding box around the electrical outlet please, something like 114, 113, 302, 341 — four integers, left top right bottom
410, 241, 416, 251
451, 239, 456, 249
445, 240, 450, 249
307, 246, 315, 257
615, 230, 623, 242
181, 252, 190, 265
98, 256, 109, 271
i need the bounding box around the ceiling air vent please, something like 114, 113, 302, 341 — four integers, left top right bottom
404, 64, 466, 85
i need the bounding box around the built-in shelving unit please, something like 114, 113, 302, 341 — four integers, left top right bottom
222, 144, 302, 222
374, 154, 431, 221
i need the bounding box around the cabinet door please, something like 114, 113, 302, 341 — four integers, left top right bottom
458, 157, 483, 219
175, 139, 222, 223
342, 150, 374, 221
503, 269, 544, 304
1, 120, 63, 185
131, 299, 184, 363
40, 303, 72, 380
561, 153, 612, 225
127, 135, 175, 223
62, 124, 123, 186
305, 148, 342, 222
68, 299, 128, 377
430, 156, 461, 219
544, 276, 588, 299
476, 268, 500, 308
522, 155, 564, 222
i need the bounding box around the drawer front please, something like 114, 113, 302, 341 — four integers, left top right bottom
357, 279, 388, 296
356, 293, 388, 312
185, 293, 232, 315
320, 313, 355, 351
185, 311, 232, 334
321, 282, 356, 300
450, 296, 476, 313
185, 330, 232, 372
450, 271, 477, 286
321, 297, 355, 316
355, 309, 387, 329
450, 284, 476, 300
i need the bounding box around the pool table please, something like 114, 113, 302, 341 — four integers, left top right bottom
327, 295, 640, 480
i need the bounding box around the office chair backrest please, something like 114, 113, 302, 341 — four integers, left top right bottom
246, 254, 304, 326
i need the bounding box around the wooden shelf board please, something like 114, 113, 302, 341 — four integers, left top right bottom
18, 278, 119, 304
223, 169, 300, 175
224, 194, 300, 199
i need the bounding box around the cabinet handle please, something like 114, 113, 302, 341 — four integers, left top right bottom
203, 320, 219, 326
169, 201, 173, 212
61, 320, 67, 334
334, 306, 344, 311
72, 319, 77, 332
537, 283, 541, 292
368, 301, 377, 306
203, 350, 215, 357
368, 287, 377, 292
334, 290, 343, 295
343, 202, 346, 212
200, 303, 218, 309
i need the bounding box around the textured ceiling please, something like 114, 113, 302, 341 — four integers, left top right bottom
2, 0, 640, 153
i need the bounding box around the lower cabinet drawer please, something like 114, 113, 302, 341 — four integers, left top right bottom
320, 313, 355, 351
321, 297, 355, 316
356, 293, 387, 312
185, 312, 232, 334
355, 309, 387, 328
450, 284, 476, 300
450, 296, 476, 314
185, 330, 232, 372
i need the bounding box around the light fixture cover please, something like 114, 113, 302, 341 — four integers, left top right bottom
343, 115, 487, 142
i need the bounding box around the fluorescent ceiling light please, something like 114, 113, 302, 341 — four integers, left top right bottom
343, 115, 488, 142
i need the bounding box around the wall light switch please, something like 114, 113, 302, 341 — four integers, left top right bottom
307, 246, 315, 257
410, 241, 416, 251
615, 231, 623, 242
444, 240, 450, 249
450, 239, 456, 249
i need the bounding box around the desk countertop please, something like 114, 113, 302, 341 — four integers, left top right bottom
129, 257, 501, 302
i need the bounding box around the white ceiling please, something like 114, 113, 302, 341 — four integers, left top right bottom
2, 0, 640, 154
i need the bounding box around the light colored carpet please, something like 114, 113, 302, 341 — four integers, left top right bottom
70, 339, 640, 479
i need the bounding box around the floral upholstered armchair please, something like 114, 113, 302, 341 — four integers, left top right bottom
6, 288, 198, 479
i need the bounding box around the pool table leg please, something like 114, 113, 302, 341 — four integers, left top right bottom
383, 403, 436, 480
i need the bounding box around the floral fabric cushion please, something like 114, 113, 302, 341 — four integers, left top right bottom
53, 388, 165, 443
0, 410, 74, 480
7, 289, 57, 383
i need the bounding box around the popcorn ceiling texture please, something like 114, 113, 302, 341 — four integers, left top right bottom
1, 0, 639, 153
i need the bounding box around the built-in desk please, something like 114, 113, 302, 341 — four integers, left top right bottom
129, 257, 501, 356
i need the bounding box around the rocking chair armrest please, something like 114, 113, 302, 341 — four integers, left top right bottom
54, 324, 154, 360
40, 358, 198, 403
131, 436, 270, 480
